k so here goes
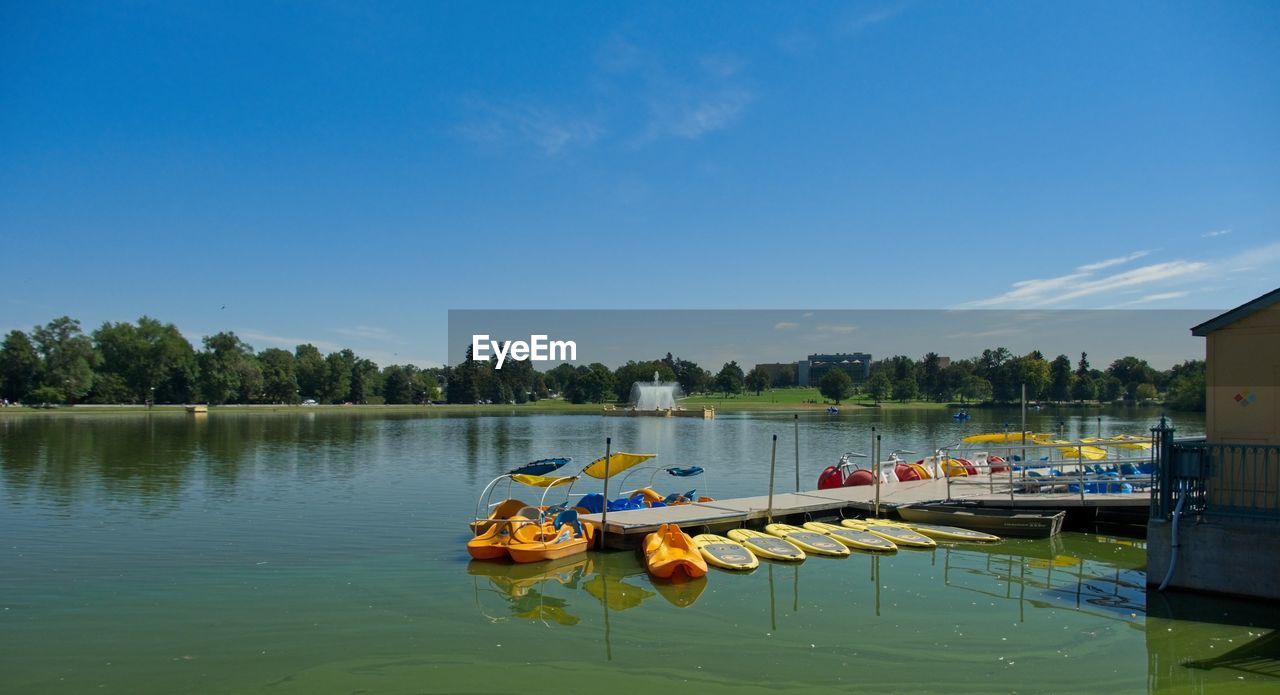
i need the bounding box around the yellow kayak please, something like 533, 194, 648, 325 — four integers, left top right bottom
803, 521, 897, 552
727, 528, 805, 562
691, 533, 759, 571
764, 523, 850, 557
840, 518, 937, 548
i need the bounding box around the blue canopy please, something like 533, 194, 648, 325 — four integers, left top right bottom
509, 457, 571, 476
665, 466, 704, 478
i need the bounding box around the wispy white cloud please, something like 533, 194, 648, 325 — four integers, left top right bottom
960, 241, 1280, 309
1077, 250, 1149, 272
459, 38, 753, 154
774, 321, 799, 331
1202, 228, 1231, 238
1103, 291, 1190, 308
816, 324, 857, 334
840, 2, 911, 34
455, 99, 602, 155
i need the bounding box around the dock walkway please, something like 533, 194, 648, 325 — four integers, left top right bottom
581, 478, 1147, 547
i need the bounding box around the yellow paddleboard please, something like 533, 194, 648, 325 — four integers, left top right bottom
764, 524, 851, 557
803, 521, 897, 552
876, 519, 1001, 543
840, 519, 937, 548
727, 528, 806, 562
691, 534, 759, 571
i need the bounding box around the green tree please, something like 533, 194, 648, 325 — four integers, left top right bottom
0, 330, 40, 402
197, 332, 259, 404
960, 374, 993, 403
382, 365, 416, 404
446, 347, 480, 404
1048, 355, 1073, 402
1135, 382, 1159, 402
865, 371, 892, 404
295, 344, 327, 400
713, 361, 745, 397
744, 367, 771, 396
1107, 356, 1158, 401
919, 352, 944, 401
350, 358, 381, 404
323, 349, 356, 403
259, 348, 300, 403
892, 377, 919, 402
820, 368, 855, 403
1099, 375, 1124, 402
1015, 353, 1051, 401
93, 317, 196, 403
1071, 374, 1096, 402
32, 316, 96, 403
1166, 368, 1205, 411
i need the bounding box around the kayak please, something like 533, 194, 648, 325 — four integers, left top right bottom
727, 528, 806, 562
643, 523, 708, 580
802, 521, 897, 552
764, 523, 850, 557
691, 533, 759, 571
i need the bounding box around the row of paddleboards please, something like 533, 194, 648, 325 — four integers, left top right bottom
689, 518, 1001, 570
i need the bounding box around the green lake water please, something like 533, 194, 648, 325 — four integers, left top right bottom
3, 407, 1278, 693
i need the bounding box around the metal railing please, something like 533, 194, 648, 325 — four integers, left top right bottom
1152, 418, 1280, 524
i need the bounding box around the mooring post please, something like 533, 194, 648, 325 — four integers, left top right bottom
767, 434, 778, 524
794, 414, 800, 493
874, 434, 882, 518
598, 436, 611, 550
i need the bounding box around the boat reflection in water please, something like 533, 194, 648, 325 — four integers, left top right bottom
933, 534, 1147, 626
469, 550, 706, 627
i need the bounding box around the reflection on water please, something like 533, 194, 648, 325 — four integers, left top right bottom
9, 407, 1278, 694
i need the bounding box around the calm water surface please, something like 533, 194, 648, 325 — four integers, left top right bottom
3, 407, 1277, 693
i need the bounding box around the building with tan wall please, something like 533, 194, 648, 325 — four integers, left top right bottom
1192, 288, 1280, 445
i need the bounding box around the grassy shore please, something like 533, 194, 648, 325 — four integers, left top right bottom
0, 388, 964, 416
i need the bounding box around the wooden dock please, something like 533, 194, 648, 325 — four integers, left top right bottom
581, 478, 1149, 548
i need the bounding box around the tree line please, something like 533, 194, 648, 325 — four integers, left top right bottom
0, 316, 441, 406
809, 349, 1204, 411
0, 316, 1205, 412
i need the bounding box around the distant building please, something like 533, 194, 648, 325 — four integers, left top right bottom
799, 352, 872, 387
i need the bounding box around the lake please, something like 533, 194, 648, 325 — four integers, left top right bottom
3, 407, 1277, 693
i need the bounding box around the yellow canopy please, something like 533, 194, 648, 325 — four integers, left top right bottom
582, 452, 656, 479
961, 432, 1041, 444
511, 473, 579, 488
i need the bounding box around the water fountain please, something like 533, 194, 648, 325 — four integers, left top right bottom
603, 371, 714, 419
630, 371, 683, 411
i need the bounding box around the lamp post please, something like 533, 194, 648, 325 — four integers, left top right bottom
149, 386, 155, 409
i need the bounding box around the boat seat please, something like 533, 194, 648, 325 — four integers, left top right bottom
553, 509, 584, 537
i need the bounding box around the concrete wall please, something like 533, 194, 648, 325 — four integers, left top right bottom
1206, 302, 1280, 446
1147, 518, 1280, 601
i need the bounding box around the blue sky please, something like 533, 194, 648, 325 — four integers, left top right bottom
3, 1, 1278, 367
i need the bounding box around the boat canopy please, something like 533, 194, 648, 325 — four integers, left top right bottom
508, 457, 571, 476
510, 473, 579, 488
665, 466, 704, 477
582, 452, 656, 479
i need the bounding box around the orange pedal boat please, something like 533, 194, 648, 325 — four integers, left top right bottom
643, 523, 708, 580
507, 509, 595, 563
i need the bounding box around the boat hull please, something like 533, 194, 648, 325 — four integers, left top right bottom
898, 504, 1065, 538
